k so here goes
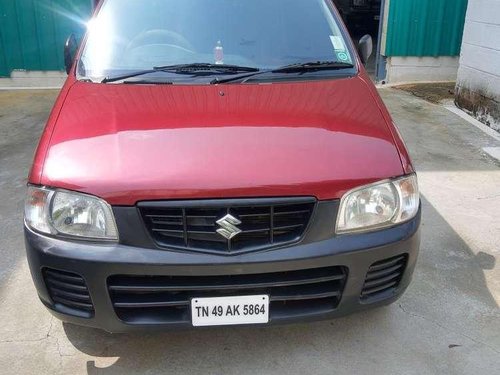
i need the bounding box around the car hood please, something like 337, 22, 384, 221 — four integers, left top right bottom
39, 77, 403, 205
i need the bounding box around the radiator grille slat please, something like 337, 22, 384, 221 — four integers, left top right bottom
50, 287, 92, 302
139, 198, 315, 254
52, 296, 94, 310
44, 269, 85, 284
365, 263, 403, 281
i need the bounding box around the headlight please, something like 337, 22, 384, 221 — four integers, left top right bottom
336, 174, 419, 234
25, 186, 118, 241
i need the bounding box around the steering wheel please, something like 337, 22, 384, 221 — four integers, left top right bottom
126, 29, 195, 53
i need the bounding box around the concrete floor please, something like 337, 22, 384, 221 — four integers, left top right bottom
0, 88, 499, 374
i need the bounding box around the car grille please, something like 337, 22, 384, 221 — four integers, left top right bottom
43, 268, 94, 317
361, 255, 407, 301
108, 266, 348, 324
139, 198, 316, 254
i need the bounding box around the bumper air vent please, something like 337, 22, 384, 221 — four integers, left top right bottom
43, 268, 94, 318
361, 255, 408, 301
108, 266, 348, 324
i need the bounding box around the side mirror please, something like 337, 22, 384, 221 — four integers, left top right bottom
64, 34, 78, 74
358, 34, 373, 65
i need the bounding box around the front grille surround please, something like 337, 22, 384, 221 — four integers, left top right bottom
43, 268, 94, 318
138, 197, 316, 255
108, 266, 348, 324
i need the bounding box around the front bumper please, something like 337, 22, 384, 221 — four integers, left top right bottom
25, 209, 421, 333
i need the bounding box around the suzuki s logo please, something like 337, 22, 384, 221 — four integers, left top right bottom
216, 214, 242, 240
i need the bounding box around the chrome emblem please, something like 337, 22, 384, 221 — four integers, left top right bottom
216, 214, 242, 240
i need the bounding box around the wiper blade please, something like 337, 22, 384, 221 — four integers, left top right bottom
272, 61, 354, 73
154, 63, 259, 73
102, 70, 157, 83
211, 61, 354, 84
210, 70, 272, 84
122, 80, 173, 85
102, 63, 259, 83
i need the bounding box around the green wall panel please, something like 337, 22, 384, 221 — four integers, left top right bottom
0, 0, 92, 77
385, 0, 468, 57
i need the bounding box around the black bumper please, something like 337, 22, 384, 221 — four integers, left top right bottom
25, 209, 420, 333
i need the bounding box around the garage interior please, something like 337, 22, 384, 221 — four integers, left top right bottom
334, 0, 382, 80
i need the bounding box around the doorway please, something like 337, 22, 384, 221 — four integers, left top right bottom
334, 0, 386, 82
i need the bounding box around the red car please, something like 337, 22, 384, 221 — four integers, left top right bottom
24, 0, 420, 332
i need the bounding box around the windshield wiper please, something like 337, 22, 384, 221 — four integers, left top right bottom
122, 80, 173, 85
211, 61, 354, 84
272, 61, 354, 73
101, 63, 259, 83
154, 63, 259, 72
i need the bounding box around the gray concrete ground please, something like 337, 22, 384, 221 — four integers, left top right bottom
0, 88, 499, 374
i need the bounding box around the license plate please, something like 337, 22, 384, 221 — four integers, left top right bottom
191, 295, 269, 327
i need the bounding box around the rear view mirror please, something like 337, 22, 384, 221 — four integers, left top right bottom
64, 34, 78, 74
358, 35, 373, 65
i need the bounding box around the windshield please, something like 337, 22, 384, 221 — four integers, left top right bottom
79, 0, 355, 83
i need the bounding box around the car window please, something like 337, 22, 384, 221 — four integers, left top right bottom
79, 0, 354, 82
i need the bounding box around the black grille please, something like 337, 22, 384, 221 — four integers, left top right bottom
139, 198, 316, 254
43, 268, 94, 317
361, 255, 407, 300
108, 266, 347, 324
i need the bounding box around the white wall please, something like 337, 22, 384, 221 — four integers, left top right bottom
456, 0, 500, 130
0, 71, 66, 89
386, 56, 459, 84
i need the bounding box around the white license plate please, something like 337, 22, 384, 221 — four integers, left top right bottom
191, 295, 269, 327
